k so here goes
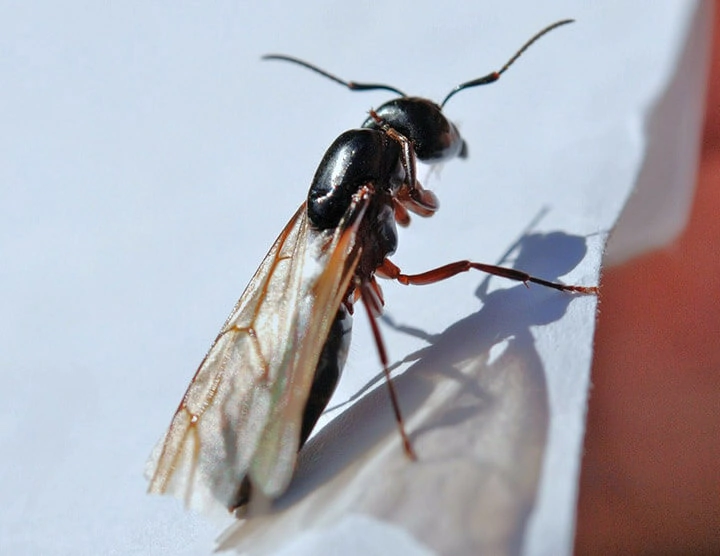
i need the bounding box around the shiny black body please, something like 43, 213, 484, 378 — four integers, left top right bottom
308, 98, 466, 232
308, 128, 403, 230
301, 97, 467, 448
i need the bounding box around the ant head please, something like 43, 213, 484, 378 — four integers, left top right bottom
362, 97, 467, 162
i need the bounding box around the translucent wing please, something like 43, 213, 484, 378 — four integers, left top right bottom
146, 195, 369, 516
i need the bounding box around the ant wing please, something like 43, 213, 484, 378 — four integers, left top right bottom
147, 191, 371, 516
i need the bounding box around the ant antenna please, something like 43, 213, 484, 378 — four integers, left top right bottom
440, 19, 574, 108
262, 54, 407, 97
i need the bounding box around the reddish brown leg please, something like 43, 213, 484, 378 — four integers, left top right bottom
378, 258, 598, 294
358, 280, 417, 460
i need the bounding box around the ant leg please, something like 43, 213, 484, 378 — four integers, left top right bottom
358, 279, 417, 460
378, 258, 598, 294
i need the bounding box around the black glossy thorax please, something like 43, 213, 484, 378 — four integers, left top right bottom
307, 128, 403, 230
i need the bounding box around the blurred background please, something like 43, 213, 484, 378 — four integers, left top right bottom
575, 6, 719, 555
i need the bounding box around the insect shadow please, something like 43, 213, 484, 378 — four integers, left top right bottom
266, 224, 592, 552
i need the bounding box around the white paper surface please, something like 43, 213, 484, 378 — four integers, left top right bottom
0, 1, 708, 555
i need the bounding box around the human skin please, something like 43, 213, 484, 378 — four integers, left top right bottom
574, 8, 720, 555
